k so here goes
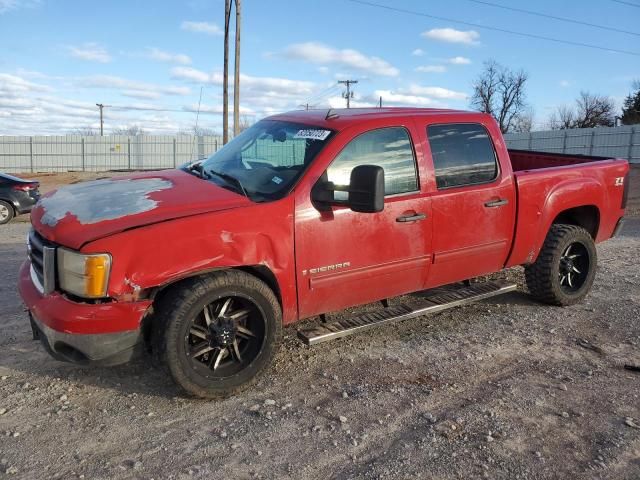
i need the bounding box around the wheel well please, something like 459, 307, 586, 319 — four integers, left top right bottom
552, 205, 600, 238
0, 198, 15, 211
142, 266, 282, 346
236, 265, 282, 308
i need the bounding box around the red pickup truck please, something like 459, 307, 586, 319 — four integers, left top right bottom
19, 108, 629, 398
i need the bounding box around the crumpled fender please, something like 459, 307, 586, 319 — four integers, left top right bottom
84, 196, 298, 324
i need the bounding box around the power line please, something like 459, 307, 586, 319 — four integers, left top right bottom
305, 84, 341, 104
463, 0, 640, 37
345, 0, 640, 57
611, 0, 640, 7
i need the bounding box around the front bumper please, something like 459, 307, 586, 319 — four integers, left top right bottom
18, 260, 152, 366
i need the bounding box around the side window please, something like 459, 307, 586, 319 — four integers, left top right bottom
427, 123, 499, 189
326, 127, 418, 199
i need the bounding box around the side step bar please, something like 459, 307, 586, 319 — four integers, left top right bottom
297, 281, 517, 346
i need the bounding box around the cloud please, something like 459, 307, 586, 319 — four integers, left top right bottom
406, 84, 468, 100
146, 47, 191, 65
0, 0, 39, 14
121, 90, 162, 100
369, 91, 439, 107
448, 56, 471, 65
181, 20, 222, 35
282, 42, 399, 77
77, 75, 191, 96
170, 66, 210, 83
412, 48, 425, 57
415, 65, 447, 73
0, 73, 52, 93
170, 67, 316, 96
66, 43, 112, 63
421, 28, 480, 45
559, 80, 571, 87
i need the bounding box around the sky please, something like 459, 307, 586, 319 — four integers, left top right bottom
0, 0, 638, 135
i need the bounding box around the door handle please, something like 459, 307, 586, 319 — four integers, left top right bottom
484, 199, 509, 208
396, 213, 427, 223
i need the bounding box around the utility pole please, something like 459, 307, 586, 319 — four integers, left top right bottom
299, 103, 310, 110
338, 80, 358, 108
223, 0, 231, 144
379, 96, 382, 108
96, 103, 108, 136
233, 0, 241, 137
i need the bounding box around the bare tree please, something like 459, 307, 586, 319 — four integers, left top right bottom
70, 126, 98, 136
548, 105, 576, 130
511, 108, 535, 133
112, 125, 146, 136
470, 60, 529, 133
237, 115, 253, 133
550, 91, 615, 129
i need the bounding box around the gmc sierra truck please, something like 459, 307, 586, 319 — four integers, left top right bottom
19, 108, 629, 398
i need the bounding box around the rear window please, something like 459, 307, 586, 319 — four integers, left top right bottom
427, 123, 498, 189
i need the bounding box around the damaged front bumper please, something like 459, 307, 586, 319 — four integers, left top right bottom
18, 260, 152, 366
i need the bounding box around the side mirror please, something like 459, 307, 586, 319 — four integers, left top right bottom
311, 165, 385, 213
348, 165, 385, 213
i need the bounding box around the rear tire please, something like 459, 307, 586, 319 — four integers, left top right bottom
152, 270, 282, 399
525, 224, 597, 306
0, 200, 14, 225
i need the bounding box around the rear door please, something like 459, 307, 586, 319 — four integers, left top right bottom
294, 124, 432, 319
421, 121, 516, 287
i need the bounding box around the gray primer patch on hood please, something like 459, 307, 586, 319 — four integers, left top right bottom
40, 177, 173, 226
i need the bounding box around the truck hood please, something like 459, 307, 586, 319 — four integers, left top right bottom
31, 169, 251, 249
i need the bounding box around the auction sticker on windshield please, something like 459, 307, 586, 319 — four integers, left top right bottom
294, 129, 331, 141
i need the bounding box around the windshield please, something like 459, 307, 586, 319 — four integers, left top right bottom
192, 120, 334, 201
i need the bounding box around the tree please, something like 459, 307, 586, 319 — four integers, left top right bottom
511, 108, 535, 133
621, 80, 640, 125
550, 91, 615, 129
70, 126, 98, 136
470, 60, 529, 133
112, 125, 145, 136
237, 115, 252, 133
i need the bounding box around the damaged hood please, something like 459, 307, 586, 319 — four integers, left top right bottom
31, 169, 251, 249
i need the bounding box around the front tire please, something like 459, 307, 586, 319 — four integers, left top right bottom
152, 270, 282, 399
525, 224, 597, 306
0, 200, 15, 225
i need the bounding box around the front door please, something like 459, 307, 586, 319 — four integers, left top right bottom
295, 126, 431, 319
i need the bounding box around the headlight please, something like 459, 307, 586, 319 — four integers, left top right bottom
57, 248, 112, 298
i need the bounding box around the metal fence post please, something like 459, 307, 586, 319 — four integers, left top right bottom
81, 137, 86, 171
527, 133, 532, 150
588, 130, 595, 155
127, 137, 132, 170
29, 136, 34, 173
628, 126, 635, 162
562, 130, 567, 154
173, 138, 177, 167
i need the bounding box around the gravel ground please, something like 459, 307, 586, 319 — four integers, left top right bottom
0, 215, 639, 479
1, 166, 639, 479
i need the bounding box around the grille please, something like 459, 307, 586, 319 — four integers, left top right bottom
28, 229, 56, 294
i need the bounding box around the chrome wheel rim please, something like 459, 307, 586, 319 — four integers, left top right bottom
0, 204, 9, 221
559, 242, 589, 293
185, 295, 265, 378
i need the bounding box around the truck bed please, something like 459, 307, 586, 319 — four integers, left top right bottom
508, 149, 611, 172
505, 149, 628, 269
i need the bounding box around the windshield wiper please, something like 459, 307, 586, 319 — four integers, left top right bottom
185, 162, 210, 179
208, 169, 248, 198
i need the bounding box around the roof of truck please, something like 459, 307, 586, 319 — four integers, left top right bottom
269, 107, 488, 130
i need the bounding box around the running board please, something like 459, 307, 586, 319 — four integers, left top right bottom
297, 281, 517, 346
